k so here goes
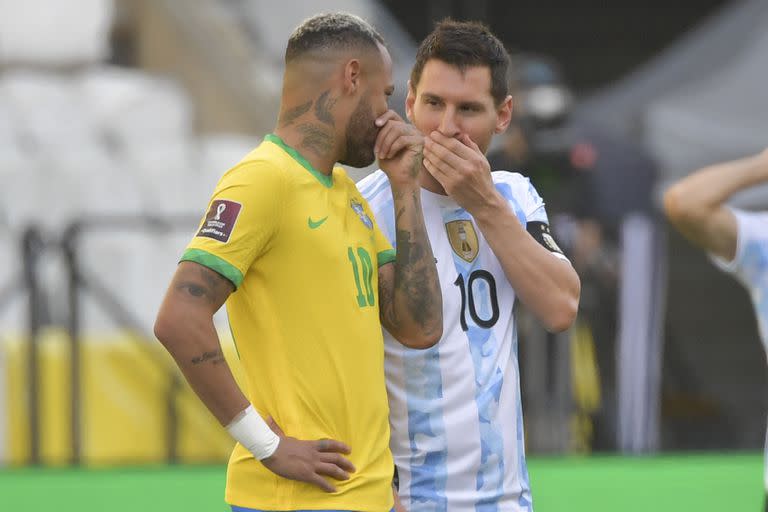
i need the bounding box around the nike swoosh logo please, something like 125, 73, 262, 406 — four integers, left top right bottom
308, 216, 328, 229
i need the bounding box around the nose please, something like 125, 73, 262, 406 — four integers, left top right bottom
438, 107, 461, 138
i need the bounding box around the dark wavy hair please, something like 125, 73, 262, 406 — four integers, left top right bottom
411, 19, 511, 105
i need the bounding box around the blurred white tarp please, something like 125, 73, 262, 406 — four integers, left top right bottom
577, 0, 768, 206
0, 0, 114, 65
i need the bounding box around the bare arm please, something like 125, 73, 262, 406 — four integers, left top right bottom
154, 261, 247, 425
663, 149, 768, 261
375, 111, 443, 348
424, 132, 580, 333
154, 261, 354, 492
473, 196, 580, 332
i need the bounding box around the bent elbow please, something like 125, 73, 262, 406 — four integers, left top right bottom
544, 295, 579, 334
663, 184, 699, 228
153, 313, 175, 349
393, 324, 443, 350
420, 324, 443, 349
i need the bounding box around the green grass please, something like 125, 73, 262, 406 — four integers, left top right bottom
0, 454, 762, 511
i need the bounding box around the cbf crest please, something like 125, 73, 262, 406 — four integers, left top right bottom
445, 220, 479, 262
350, 198, 373, 230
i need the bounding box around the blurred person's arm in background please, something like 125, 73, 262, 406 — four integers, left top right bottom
663, 149, 768, 261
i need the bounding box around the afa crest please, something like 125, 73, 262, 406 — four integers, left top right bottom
445, 220, 479, 262
350, 199, 373, 230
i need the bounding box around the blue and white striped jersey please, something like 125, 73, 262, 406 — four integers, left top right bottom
710, 209, 768, 492
358, 170, 558, 512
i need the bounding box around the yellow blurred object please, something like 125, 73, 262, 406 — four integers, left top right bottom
3, 328, 244, 465
570, 320, 602, 453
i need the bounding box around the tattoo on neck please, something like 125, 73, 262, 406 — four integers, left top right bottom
297, 123, 334, 157
191, 349, 225, 365
279, 100, 312, 127
315, 90, 337, 126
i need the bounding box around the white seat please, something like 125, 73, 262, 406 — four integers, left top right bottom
0, 0, 113, 66
78, 67, 194, 153
0, 71, 95, 157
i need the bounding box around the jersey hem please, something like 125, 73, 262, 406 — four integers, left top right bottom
377, 249, 396, 267
180, 248, 244, 288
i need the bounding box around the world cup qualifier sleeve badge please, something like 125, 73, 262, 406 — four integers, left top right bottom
350, 199, 374, 230
196, 199, 242, 243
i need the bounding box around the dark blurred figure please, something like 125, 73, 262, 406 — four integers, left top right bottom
490, 54, 660, 453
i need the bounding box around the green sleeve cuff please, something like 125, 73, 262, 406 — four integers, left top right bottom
377, 249, 396, 267
180, 249, 244, 289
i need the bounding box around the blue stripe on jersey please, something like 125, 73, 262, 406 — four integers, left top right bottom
512, 330, 532, 510
495, 182, 529, 226
357, 171, 386, 195
404, 345, 448, 511
232, 509, 395, 512
360, 173, 396, 243
361, 175, 450, 507
443, 207, 506, 512
493, 179, 537, 508
740, 239, 768, 355
360, 172, 390, 204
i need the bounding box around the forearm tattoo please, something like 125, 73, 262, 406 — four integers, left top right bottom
190, 349, 225, 366
391, 191, 441, 331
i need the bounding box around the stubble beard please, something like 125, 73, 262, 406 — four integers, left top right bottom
340, 95, 378, 168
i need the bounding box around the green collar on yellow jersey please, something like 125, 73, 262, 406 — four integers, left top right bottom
265, 133, 333, 188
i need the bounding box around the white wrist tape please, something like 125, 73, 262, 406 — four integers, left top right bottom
225, 405, 280, 460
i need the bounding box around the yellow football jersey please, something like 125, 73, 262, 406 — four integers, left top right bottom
181, 134, 396, 511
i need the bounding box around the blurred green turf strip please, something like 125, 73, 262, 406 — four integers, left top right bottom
0, 454, 762, 511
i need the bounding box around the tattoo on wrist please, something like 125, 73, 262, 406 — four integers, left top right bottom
191, 349, 225, 365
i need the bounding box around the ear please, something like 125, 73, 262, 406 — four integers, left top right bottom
343, 59, 362, 95
494, 95, 514, 134
405, 80, 416, 122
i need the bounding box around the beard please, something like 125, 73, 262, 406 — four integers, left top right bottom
340, 94, 379, 168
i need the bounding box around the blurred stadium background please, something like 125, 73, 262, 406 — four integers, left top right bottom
0, 0, 766, 510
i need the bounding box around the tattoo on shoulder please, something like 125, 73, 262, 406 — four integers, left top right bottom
279, 100, 312, 127
175, 265, 233, 305
190, 349, 225, 366
315, 90, 337, 126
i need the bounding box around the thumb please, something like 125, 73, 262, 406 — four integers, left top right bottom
266, 416, 285, 437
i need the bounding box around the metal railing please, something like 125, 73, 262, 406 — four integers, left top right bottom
13, 214, 198, 465
61, 214, 197, 465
